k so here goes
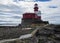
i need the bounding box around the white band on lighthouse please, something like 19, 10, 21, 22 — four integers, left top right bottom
34, 11, 38, 14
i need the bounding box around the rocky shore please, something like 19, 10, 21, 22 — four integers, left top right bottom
0, 26, 35, 40
0, 26, 22, 40
0, 24, 60, 43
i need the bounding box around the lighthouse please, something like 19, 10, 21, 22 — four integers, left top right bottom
21, 3, 49, 27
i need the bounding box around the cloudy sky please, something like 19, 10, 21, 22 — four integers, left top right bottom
0, 0, 60, 26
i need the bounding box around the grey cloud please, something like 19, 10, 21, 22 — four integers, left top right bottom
0, 4, 23, 25
0, 20, 13, 22
13, 0, 51, 2
0, 4, 9, 9
0, 12, 22, 19
0, 10, 21, 14
0, 13, 8, 15
0, 4, 24, 15
48, 5, 58, 8
34, 0, 51, 2
10, 16, 21, 19
0, 4, 21, 10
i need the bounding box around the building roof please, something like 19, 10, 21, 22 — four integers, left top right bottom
23, 13, 36, 15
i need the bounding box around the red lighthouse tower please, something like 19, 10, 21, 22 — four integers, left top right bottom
34, 3, 41, 20
34, 3, 39, 14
